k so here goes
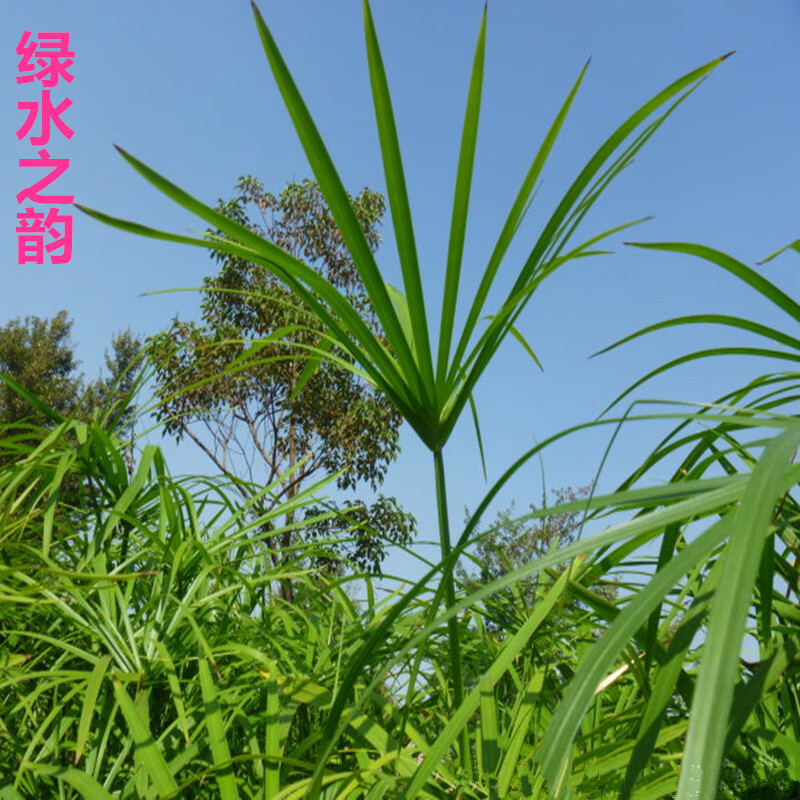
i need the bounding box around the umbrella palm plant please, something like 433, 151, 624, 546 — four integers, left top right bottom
550, 238, 800, 799
0, 380, 388, 799
76, 0, 735, 791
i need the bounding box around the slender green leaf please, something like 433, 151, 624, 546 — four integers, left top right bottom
602, 347, 800, 415
112, 678, 178, 795
198, 658, 240, 800
594, 313, 800, 359
0, 373, 64, 425
74, 655, 111, 765
676, 426, 800, 800
479, 674, 500, 783
449, 59, 591, 381
759, 238, 800, 265
23, 763, 113, 800
537, 515, 735, 797
626, 241, 800, 324
407, 568, 571, 797
249, 1, 425, 400
468, 393, 487, 480
437, 5, 487, 387
363, 0, 435, 392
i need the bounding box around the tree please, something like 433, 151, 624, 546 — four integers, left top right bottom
459, 488, 590, 586
0, 311, 143, 437
148, 177, 414, 573
0, 311, 81, 426
457, 487, 617, 631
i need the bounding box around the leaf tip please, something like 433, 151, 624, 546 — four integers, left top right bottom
250, 0, 265, 24
720, 50, 736, 61
362, 0, 375, 26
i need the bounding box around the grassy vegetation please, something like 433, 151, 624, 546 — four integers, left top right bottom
3, 375, 800, 798
3, 3, 800, 798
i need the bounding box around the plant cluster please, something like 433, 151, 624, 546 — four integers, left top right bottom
2, 2, 800, 798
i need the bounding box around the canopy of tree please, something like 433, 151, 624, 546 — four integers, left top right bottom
0, 311, 141, 437
147, 177, 415, 573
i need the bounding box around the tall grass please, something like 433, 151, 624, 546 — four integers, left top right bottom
76, 2, 727, 781
2, 2, 799, 797
3, 384, 800, 797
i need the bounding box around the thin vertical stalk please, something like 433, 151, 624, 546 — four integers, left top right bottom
433, 448, 472, 777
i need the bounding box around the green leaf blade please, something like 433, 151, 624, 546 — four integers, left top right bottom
676, 427, 800, 799
199, 658, 240, 800
249, 1, 427, 405
113, 678, 178, 796
436, 6, 487, 390
363, 0, 435, 398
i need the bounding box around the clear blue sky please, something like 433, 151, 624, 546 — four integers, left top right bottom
4, 1, 800, 577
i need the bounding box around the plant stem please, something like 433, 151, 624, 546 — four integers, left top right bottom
433, 448, 472, 777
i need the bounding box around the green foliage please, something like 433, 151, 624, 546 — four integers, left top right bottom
78, 3, 731, 781
455, 488, 620, 674
458, 488, 591, 598
0, 311, 143, 439
147, 178, 413, 574
0, 311, 80, 426
34, 2, 797, 798
3, 402, 800, 798
89, 329, 144, 442
0, 408, 376, 797
304, 493, 417, 575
